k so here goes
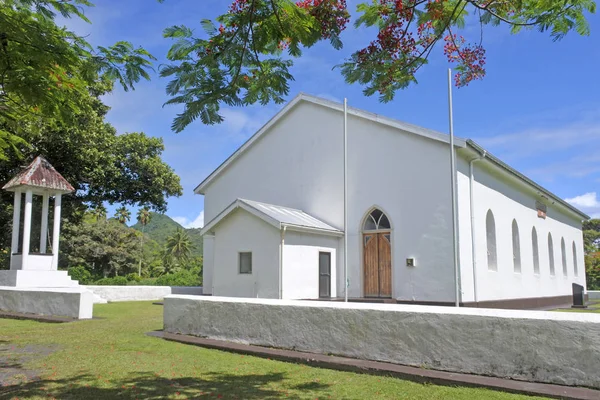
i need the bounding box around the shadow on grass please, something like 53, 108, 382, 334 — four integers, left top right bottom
0, 371, 331, 399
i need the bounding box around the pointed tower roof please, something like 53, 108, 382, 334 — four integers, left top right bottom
2, 156, 75, 194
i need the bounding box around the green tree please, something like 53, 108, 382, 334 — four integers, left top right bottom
165, 228, 195, 265
136, 206, 152, 276
161, 0, 595, 131
0, 80, 182, 267
0, 0, 155, 157
62, 219, 142, 278
583, 219, 600, 289
115, 206, 131, 225
91, 205, 108, 222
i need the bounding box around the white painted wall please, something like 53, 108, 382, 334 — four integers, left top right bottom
213, 209, 280, 298
0, 287, 93, 319
202, 101, 456, 302
202, 235, 215, 295
84, 286, 203, 302
200, 98, 585, 304
345, 113, 455, 302
282, 231, 339, 300
456, 156, 586, 303
165, 296, 600, 389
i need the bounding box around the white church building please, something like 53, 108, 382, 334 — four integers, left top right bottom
198, 94, 588, 308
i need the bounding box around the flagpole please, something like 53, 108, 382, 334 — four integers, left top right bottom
344, 98, 349, 303
448, 69, 460, 308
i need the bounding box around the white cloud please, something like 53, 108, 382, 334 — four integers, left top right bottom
172, 211, 204, 229
565, 193, 600, 218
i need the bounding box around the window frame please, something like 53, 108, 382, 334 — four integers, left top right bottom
238, 251, 253, 274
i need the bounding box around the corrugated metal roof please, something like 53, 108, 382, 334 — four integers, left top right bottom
240, 199, 341, 232
2, 156, 75, 193
201, 198, 342, 236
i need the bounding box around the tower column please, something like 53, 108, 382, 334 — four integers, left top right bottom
10, 191, 21, 257
40, 193, 49, 253
51, 194, 62, 270
21, 190, 33, 269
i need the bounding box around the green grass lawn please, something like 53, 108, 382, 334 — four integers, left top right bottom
554, 300, 600, 313
0, 302, 545, 400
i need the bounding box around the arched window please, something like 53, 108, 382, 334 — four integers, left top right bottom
573, 241, 578, 277
532, 227, 540, 275
561, 238, 567, 277
512, 219, 521, 273
486, 210, 497, 271
548, 233, 555, 276
363, 208, 391, 231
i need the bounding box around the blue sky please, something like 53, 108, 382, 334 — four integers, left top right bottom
65, 0, 600, 224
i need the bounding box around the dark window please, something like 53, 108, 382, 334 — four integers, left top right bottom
573, 242, 578, 277
239, 252, 252, 274
561, 238, 567, 277
319, 252, 331, 298
548, 234, 555, 276
363, 208, 391, 231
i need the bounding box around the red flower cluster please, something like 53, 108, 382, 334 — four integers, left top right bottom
355, 0, 442, 93
443, 34, 486, 86
229, 0, 250, 14
296, 0, 350, 39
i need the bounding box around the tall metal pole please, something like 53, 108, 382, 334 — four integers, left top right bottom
344, 98, 349, 302
448, 69, 460, 307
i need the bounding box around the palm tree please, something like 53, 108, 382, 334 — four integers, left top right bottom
136, 206, 152, 276
91, 204, 107, 222
114, 206, 131, 225
165, 228, 195, 265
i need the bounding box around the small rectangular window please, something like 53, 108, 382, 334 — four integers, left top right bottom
239, 252, 252, 274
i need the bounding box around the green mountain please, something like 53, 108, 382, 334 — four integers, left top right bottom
132, 213, 203, 257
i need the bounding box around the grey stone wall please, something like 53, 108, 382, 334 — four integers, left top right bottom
164, 296, 600, 388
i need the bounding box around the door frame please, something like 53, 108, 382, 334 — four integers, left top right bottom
360, 206, 394, 298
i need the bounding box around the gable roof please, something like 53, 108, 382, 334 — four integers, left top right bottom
201, 198, 343, 236
194, 93, 588, 221
3, 156, 75, 194
194, 93, 467, 194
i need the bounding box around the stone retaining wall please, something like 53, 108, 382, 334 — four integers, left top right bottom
164, 296, 600, 389
588, 291, 600, 300
84, 286, 202, 303
0, 287, 93, 319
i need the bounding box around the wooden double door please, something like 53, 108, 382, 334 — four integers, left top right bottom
363, 232, 392, 298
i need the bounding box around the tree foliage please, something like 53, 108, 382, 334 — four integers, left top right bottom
161, 0, 595, 131
0, 0, 156, 157
583, 219, 600, 290
115, 206, 132, 225
62, 219, 142, 278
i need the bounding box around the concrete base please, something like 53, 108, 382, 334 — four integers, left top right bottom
0, 286, 93, 319
164, 296, 600, 389
0, 270, 78, 288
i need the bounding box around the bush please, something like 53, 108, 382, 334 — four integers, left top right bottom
155, 268, 201, 287
68, 266, 94, 285
93, 276, 128, 286
126, 273, 141, 283
135, 278, 158, 286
